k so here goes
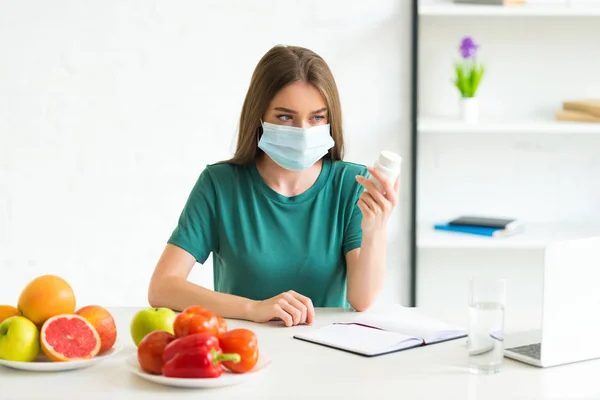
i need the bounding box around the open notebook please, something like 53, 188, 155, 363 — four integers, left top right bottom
293, 305, 467, 357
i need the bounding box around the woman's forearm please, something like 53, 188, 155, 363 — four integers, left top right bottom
346, 229, 387, 311
148, 276, 257, 320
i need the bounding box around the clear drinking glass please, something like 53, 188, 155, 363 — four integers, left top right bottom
468, 278, 506, 375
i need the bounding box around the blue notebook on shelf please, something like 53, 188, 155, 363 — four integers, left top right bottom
434, 223, 508, 237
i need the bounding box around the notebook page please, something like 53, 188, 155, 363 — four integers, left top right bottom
294, 324, 423, 356
353, 306, 466, 344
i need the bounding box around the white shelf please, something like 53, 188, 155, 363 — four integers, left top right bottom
418, 116, 600, 135
418, 221, 600, 250
419, 3, 600, 17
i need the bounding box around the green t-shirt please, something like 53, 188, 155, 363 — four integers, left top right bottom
167, 157, 368, 308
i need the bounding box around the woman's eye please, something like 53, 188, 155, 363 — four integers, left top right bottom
276, 114, 292, 121
313, 115, 325, 122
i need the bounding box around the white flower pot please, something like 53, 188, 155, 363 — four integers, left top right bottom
460, 97, 479, 124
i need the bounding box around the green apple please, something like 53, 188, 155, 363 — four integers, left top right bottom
130, 307, 177, 347
0, 316, 40, 362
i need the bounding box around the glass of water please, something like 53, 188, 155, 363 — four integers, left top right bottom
468, 277, 506, 375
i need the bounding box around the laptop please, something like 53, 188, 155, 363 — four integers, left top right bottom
503, 236, 600, 368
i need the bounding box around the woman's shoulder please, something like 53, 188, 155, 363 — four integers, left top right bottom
329, 159, 369, 179
202, 161, 247, 178
325, 160, 369, 199
191, 161, 250, 193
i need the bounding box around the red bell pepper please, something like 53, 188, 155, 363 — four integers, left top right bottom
173, 305, 221, 338
163, 332, 220, 365
162, 332, 240, 379
219, 329, 259, 374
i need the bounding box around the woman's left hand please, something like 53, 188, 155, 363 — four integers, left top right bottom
355, 168, 400, 235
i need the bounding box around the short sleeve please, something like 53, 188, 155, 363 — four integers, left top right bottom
342, 168, 368, 255
167, 167, 219, 264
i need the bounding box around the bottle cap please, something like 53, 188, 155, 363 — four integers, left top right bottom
378, 150, 402, 171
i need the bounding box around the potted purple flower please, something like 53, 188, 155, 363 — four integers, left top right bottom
453, 36, 485, 123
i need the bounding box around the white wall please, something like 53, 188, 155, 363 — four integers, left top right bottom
0, 1, 413, 308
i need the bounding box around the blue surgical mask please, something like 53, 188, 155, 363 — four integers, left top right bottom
258, 122, 335, 171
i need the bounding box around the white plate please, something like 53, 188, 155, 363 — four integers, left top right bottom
126, 352, 271, 388
0, 344, 123, 372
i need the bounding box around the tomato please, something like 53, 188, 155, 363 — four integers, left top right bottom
218, 328, 259, 373
173, 305, 220, 338
216, 315, 228, 336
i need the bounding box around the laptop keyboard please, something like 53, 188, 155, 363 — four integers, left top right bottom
506, 343, 541, 360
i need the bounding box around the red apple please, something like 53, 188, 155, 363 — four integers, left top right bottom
76, 305, 117, 354
173, 305, 220, 338
137, 330, 176, 375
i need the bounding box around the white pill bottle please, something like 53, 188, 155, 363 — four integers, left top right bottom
367, 150, 402, 193
366, 150, 402, 244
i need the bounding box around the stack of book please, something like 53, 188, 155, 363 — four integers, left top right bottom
434, 216, 524, 238
556, 99, 600, 123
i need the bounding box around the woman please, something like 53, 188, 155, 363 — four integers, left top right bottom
148, 45, 400, 327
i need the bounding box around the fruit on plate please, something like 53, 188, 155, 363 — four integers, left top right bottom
76, 305, 117, 354
173, 305, 221, 338
0, 316, 40, 362
0, 305, 20, 324
18, 275, 76, 327
137, 330, 176, 375
40, 314, 101, 361
216, 315, 227, 336
162, 332, 240, 378
218, 328, 259, 373
130, 307, 177, 347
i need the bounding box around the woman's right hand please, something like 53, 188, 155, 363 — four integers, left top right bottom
248, 290, 315, 327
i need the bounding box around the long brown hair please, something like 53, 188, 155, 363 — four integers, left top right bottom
227, 45, 344, 165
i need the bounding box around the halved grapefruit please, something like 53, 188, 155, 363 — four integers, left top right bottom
40, 314, 101, 362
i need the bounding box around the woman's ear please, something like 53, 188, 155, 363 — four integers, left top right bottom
258, 119, 265, 136
256, 124, 263, 143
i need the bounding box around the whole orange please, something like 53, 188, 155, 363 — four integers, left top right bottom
76, 305, 117, 354
0, 305, 20, 323
18, 275, 76, 327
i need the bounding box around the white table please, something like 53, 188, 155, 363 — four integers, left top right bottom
1, 307, 600, 400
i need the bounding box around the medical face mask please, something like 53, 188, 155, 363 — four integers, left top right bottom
258, 122, 335, 171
